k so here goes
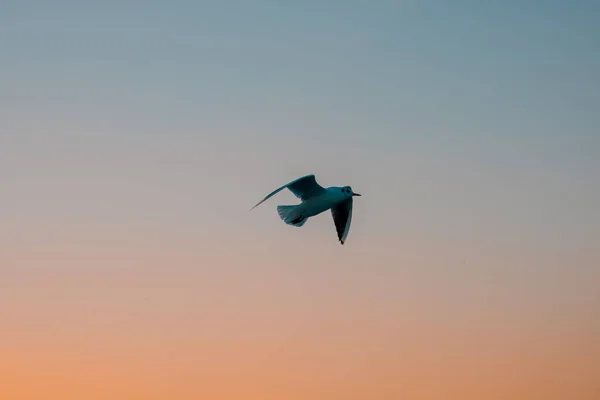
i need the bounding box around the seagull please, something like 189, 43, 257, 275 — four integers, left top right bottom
250, 174, 361, 245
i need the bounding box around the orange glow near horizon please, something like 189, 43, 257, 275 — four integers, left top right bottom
2, 231, 598, 399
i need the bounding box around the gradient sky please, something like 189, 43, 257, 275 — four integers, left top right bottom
1, 1, 599, 399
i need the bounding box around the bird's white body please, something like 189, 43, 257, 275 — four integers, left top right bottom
251, 174, 361, 245
295, 187, 348, 218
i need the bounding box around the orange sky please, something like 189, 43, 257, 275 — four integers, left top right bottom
2, 230, 598, 399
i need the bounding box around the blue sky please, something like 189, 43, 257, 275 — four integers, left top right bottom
2, 0, 599, 292
3, 1, 598, 141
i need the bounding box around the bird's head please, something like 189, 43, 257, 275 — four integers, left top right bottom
341, 186, 361, 198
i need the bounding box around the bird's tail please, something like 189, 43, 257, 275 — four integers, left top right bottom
277, 205, 307, 227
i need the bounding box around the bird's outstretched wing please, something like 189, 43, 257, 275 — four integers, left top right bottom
331, 198, 353, 245
250, 174, 326, 210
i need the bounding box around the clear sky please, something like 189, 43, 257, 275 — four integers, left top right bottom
1, 1, 599, 399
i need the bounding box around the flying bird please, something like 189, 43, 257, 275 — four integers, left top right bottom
250, 174, 361, 245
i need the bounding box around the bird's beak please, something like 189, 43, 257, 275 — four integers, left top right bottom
353, 193, 361, 196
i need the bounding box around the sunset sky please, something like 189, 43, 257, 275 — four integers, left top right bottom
1, 1, 599, 399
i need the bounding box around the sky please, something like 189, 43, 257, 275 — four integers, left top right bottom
1, 1, 599, 399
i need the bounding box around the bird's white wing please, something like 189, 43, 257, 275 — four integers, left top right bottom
331, 198, 353, 245
250, 174, 326, 210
